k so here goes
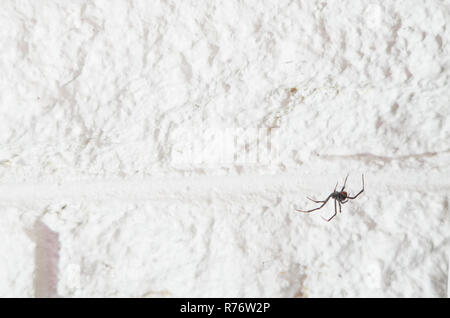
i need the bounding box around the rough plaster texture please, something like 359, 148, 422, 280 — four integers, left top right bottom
0, 0, 449, 297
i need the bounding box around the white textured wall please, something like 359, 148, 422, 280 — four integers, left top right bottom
0, 0, 449, 297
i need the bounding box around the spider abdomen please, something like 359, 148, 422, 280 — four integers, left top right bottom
332, 191, 348, 201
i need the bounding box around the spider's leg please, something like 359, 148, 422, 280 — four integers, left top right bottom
321, 199, 337, 222
296, 194, 332, 213
322, 212, 337, 222
307, 197, 326, 203
347, 174, 365, 199
338, 201, 342, 213
341, 174, 349, 191
334, 182, 338, 191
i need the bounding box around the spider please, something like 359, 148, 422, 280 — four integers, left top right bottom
296, 174, 365, 222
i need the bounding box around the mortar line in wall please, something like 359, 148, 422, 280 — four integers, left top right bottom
0, 171, 449, 204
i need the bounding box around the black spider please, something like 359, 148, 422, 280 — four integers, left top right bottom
296, 174, 365, 222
